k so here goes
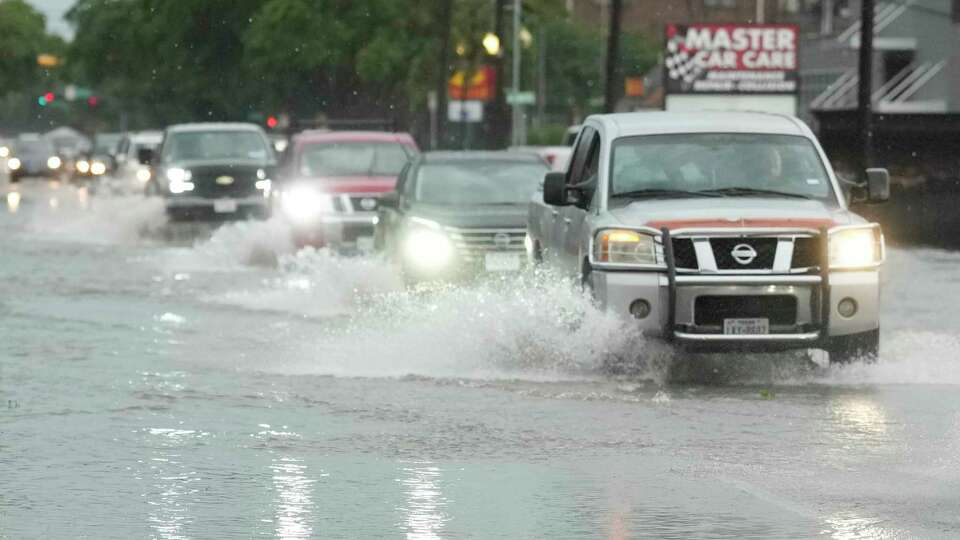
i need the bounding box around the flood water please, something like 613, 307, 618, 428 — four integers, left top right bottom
2, 180, 960, 539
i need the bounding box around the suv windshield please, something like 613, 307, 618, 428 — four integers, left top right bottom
414, 160, 547, 205
610, 133, 835, 202
299, 142, 411, 177
163, 130, 270, 162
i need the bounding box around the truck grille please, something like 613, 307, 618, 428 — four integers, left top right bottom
191, 172, 258, 198
669, 234, 822, 273
444, 227, 526, 260
694, 295, 797, 326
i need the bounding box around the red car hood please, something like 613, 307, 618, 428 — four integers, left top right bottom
308, 176, 397, 194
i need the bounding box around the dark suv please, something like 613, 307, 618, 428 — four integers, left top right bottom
145, 123, 276, 221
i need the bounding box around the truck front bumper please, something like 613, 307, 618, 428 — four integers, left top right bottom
290, 213, 377, 251
590, 270, 880, 350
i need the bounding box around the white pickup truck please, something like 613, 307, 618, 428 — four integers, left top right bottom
527, 112, 889, 363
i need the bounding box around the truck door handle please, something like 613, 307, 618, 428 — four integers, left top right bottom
551, 209, 559, 217
563, 218, 572, 225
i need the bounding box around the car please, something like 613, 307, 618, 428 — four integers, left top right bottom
528, 111, 889, 364
144, 123, 276, 221
109, 131, 163, 193
90, 132, 123, 172
276, 130, 418, 251
6, 134, 62, 182
509, 145, 573, 171
376, 151, 550, 284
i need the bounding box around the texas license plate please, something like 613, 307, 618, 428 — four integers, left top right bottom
484, 252, 521, 272
213, 199, 238, 213
356, 236, 374, 252
723, 318, 770, 335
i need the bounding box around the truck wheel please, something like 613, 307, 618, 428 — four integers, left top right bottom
828, 329, 879, 365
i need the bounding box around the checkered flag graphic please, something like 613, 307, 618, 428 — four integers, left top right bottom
664, 34, 703, 86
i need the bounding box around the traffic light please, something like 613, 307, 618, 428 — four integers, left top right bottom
44, 92, 55, 103
266, 115, 278, 129
87, 96, 99, 107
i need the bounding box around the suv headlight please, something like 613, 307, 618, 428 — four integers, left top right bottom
594, 228, 658, 266
829, 225, 884, 269
403, 217, 453, 270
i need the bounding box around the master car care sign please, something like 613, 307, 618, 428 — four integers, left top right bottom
664, 23, 799, 95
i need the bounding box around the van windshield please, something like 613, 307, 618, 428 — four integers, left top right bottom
610, 133, 836, 203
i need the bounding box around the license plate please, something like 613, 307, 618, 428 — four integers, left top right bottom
213, 199, 238, 213
484, 252, 521, 272
356, 236, 374, 252
723, 318, 770, 335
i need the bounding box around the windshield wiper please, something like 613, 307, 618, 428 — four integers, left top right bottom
611, 189, 722, 199
698, 187, 812, 199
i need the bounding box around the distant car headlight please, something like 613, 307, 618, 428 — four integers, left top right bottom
281, 185, 333, 223
90, 161, 106, 176
76, 159, 90, 174
7, 157, 21, 170
403, 218, 454, 270
829, 225, 884, 269
594, 228, 658, 266
136, 168, 151, 182
0, 146, 9, 158
47, 156, 62, 169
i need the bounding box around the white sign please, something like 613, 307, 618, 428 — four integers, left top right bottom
448, 100, 483, 123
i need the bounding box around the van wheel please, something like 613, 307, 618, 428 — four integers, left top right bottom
828, 329, 879, 365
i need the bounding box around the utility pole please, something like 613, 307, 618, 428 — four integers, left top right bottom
436, 0, 454, 149
755, 0, 765, 24
603, 0, 622, 113
510, 0, 523, 146
492, 0, 508, 148
857, 0, 875, 172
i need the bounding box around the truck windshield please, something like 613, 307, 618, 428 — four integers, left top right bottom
299, 142, 411, 177
163, 131, 270, 162
414, 160, 547, 205
610, 133, 835, 203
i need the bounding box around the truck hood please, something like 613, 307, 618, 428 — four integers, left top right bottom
608, 198, 858, 230
295, 175, 397, 194
407, 202, 528, 229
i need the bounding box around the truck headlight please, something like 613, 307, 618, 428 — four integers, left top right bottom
76, 159, 90, 174
403, 218, 453, 270
166, 167, 191, 183
281, 185, 333, 223
90, 161, 106, 176
829, 225, 884, 269
594, 228, 658, 265
47, 156, 62, 169
7, 157, 21, 170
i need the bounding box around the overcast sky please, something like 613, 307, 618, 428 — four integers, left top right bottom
27, 0, 74, 40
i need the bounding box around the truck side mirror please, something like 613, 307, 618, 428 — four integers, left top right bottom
137, 147, 154, 165
865, 168, 890, 203
543, 171, 569, 206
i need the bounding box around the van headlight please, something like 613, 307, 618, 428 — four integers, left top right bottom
281, 185, 334, 223
594, 228, 658, 266
829, 225, 884, 269
403, 218, 453, 270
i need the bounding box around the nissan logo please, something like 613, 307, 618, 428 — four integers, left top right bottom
359, 197, 377, 211
493, 233, 511, 249
731, 243, 758, 265
215, 175, 235, 185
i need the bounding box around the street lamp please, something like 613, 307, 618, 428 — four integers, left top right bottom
482, 32, 501, 56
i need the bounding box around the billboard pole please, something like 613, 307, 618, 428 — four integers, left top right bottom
603, 0, 622, 114
857, 0, 875, 172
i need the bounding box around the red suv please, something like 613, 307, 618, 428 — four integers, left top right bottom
277, 130, 419, 250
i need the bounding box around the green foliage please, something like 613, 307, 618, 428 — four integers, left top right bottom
0, 0, 60, 95
527, 123, 567, 146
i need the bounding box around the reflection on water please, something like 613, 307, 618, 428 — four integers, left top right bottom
270, 456, 315, 539
6, 190, 20, 212
143, 428, 204, 540
831, 396, 890, 442
397, 463, 449, 540
823, 511, 892, 539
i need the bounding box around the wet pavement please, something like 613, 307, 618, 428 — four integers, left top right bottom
2, 179, 960, 539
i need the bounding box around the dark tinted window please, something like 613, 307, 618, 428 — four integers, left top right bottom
414, 160, 548, 205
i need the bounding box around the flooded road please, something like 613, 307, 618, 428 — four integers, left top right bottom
2, 180, 960, 539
